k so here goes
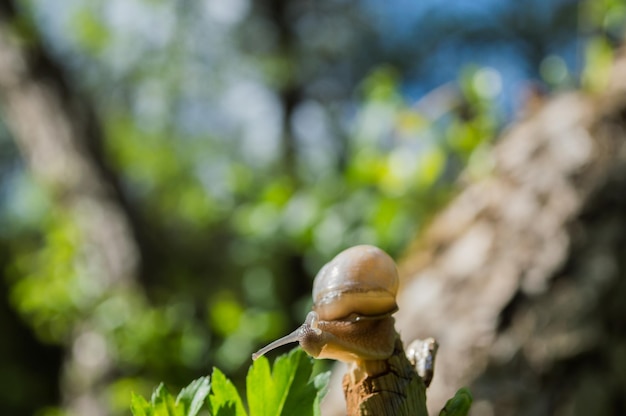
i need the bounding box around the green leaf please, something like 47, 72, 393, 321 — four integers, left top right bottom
130, 392, 153, 416
312, 371, 331, 416
151, 383, 179, 416
246, 348, 330, 416
209, 367, 247, 416
438, 387, 473, 416
133, 350, 329, 416
176, 376, 211, 416
130, 378, 211, 416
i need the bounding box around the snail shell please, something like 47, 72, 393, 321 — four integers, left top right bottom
313, 245, 399, 320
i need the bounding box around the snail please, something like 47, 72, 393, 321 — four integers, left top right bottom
252, 245, 400, 365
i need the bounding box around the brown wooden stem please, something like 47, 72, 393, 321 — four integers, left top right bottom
342, 337, 428, 416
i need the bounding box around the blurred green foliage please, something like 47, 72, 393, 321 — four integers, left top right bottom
0, 0, 624, 414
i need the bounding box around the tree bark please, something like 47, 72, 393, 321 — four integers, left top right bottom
0, 3, 142, 415
394, 53, 626, 414
342, 338, 428, 416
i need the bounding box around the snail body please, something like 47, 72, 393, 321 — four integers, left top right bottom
252, 245, 400, 365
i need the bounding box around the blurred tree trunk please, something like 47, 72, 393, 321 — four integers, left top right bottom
321, 53, 626, 415
393, 56, 626, 414
0, 3, 143, 415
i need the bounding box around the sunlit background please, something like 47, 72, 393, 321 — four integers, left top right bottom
0, 0, 624, 414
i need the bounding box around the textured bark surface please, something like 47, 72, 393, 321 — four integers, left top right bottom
342, 338, 428, 416
324, 51, 626, 416
394, 55, 626, 414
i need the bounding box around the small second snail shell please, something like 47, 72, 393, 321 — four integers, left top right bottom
252, 245, 400, 364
